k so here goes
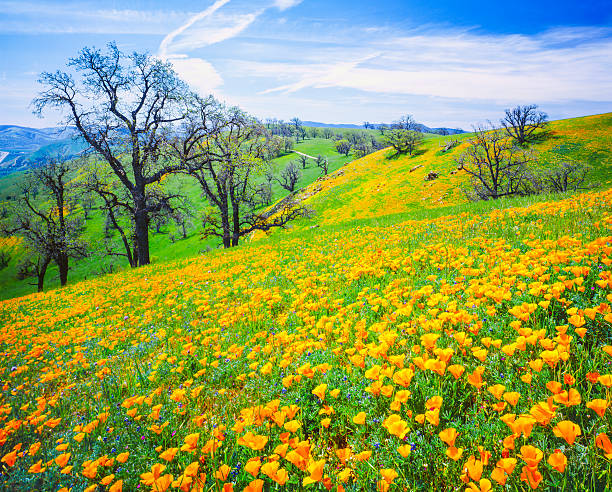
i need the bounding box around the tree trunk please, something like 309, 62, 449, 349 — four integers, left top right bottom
37, 258, 50, 292
133, 243, 138, 267
57, 253, 69, 286
120, 232, 136, 268
222, 214, 231, 248
231, 200, 240, 247
134, 208, 150, 266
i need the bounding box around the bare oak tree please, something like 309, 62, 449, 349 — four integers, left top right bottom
170, 95, 309, 248
335, 139, 352, 156
1, 155, 88, 291
316, 155, 329, 175
33, 42, 188, 267
278, 161, 301, 192
383, 115, 423, 156
544, 161, 590, 192
501, 104, 548, 144
456, 126, 535, 200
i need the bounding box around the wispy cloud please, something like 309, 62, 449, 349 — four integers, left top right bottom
159, 0, 232, 57
158, 0, 302, 97
248, 27, 612, 103
273, 0, 303, 11
0, 1, 191, 34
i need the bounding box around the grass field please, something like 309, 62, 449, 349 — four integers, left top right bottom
4, 114, 608, 301
0, 115, 612, 491
0, 136, 358, 300
0, 186, 611, 490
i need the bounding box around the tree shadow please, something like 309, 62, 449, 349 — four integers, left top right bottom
529, 129, 555, 144
386, 148, 427, 160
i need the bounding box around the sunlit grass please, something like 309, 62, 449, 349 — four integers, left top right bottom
0, 187, 611, 490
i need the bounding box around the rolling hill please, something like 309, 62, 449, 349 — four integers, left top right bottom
0, 125, 85, 175
292, 113, 612, 227
0, 113, 611, 301
0, 111, 611, 489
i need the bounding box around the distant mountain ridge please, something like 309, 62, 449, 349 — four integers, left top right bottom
0, 120, 465, 177
0, 125, 84, 176
302, 120, 465, 135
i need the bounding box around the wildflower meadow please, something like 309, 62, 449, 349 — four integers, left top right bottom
1, 186, 611, 491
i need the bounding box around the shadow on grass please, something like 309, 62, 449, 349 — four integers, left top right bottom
386, 148, 428, 161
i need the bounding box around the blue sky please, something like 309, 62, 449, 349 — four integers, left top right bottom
1, 0, 611, 129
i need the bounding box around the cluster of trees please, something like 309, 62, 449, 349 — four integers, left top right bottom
1, 43, 311, 291
265, 118, 389, 160
333, 131, 386, 158
381, 115, 424, 156
458, 105, 590, 200
364, 120, 455, 136
265, 118, 307, 143
274, 153, 330, 194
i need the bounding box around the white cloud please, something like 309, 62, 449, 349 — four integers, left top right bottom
162, 10, 264, 54
165, 56, 224, 96
273, 0, 303, 11
159, 0, 232, 56
248, 27, 612, 103
0, 1, 192, 34
157, 0, 294, 95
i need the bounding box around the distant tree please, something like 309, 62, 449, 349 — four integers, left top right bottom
34, 42, 189, 267
322, 127, 334, 139
265, 135, 284, 160
456, 125, 535, 200
316, 155, 329, 175
382, 115, 423, 156
297, 153, 309, 169
370, 134, 385, 150
246, 182, 273, 208
170, 207, 194, 240
346, 131, 365, 145
384, 129, 423, 156
16, 255, 50, 293
277, 161, 302, 192
309, 127, 320, 138
283, 137, 295, 153
291, 117, 305, 142
1, 155, 88, 290
76, 194, 94, 220
544, 161, 590, 192
501, 104, 548, 144
170, 95, 309, 248
353, 141, 373, 158
392, 115, 417, 130
335, 139, 352, 156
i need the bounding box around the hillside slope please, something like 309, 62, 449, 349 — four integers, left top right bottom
0, 186, 611, 490
0, 137, 355, 300
1, 113, 611, 301
295, 113, 612, 226
0, 126, 83, 175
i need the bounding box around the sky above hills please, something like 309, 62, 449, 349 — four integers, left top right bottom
1, 0, 611, 129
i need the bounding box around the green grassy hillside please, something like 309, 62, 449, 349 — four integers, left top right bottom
0, 137, 357, 300
0, 182, 611, 490
293, 113, 612, 227
1, 114, 611, 301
